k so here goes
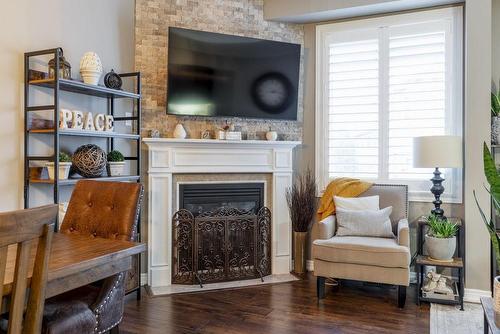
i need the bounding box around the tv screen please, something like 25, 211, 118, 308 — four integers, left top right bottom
167, 27, 300, 121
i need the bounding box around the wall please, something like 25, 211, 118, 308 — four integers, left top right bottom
134, 0, 304, 140
270, 0, 492, 293
0, 0, 135, 211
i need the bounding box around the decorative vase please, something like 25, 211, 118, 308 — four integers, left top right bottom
492, 117, 500, 145
173, 123, 187, 139
46, 162, 72, 180
425, 234, 456, 262
293, 231, 307, 274
107, 161, 126, 176
494, 276, 500, 327
80, 52, 103, 85
266, 131, 278, 141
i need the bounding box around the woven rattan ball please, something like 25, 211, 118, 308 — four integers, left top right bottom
72, 144, 107, 178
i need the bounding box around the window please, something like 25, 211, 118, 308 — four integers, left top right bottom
316, 7, 463, 202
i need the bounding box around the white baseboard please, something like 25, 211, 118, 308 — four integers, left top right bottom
141, 273, 148, 286
306, 260, 314, 272
464, 288, 491, 303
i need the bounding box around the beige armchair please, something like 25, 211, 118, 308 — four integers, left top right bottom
312, 184, 410, 308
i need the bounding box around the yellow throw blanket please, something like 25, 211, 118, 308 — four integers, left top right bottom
316, 177, 373, 222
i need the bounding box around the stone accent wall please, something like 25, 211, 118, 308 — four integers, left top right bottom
135, 0, 304, 141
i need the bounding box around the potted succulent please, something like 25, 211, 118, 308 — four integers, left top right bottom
107, 150, 126, 176
424, 214, 458, 262
492, 89, 500, 144
46, 152, 72, 180
286, 169, 316, 274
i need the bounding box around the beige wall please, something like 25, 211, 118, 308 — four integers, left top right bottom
286, 1, 492, 292
0, 0, 135, 211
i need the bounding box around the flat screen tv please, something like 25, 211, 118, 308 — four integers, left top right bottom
167, 27, 301, 121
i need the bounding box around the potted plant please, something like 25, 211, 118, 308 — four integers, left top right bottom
424, 214, 458, 261
286, 169, 316, 274
46, 152, 72, 180
107, 150, 126, 176
492, 89, 500, 144
475, 142, 500, 324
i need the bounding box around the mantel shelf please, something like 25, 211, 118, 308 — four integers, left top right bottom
143, 138, 301, 148
29, 78, 141, 99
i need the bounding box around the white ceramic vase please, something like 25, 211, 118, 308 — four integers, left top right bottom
495, 276, 500, 327
80, 52, 103, 85
46, 162, 72, 180
107, 161, 126, 176
173, 123, 187, 139
266, 131, 278, 141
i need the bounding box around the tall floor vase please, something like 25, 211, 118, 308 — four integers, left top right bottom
494, 276, 500, 327
293, 231, 307, 274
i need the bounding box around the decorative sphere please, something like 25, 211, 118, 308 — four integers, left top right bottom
72, 144, 107, 178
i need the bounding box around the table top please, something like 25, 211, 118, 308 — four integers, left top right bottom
481, 297, 500, 333
2, 233, 146, 296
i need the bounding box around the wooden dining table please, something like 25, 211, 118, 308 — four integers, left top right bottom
2, 232, 146, 299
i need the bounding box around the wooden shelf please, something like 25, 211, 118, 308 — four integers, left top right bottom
415, 255, 463, 268
30, 175, 140, 186
29, 78, 140, 99
29, 129, 140, 140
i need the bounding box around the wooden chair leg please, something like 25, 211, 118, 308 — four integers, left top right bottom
398, 285, 407, 308
317, 276, 326, 299
110, 325, 120, 334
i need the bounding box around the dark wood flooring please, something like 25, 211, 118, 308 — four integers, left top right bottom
120, 276, 430, 334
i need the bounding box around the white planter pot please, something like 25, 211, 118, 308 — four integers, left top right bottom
425, 234, 456, 261
80, 52, 103, 85
80, 70, 101, 85
46, 162, 72, 180
107, 161, 126, 176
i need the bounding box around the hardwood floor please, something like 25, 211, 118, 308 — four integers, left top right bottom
121, 276, 430, 334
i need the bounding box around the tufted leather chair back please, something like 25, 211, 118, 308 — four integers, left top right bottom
60, 180, 143, 241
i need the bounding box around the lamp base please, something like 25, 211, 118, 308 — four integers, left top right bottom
430, 167, 445, 218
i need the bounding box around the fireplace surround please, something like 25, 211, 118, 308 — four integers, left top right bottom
144, 138, 300, 288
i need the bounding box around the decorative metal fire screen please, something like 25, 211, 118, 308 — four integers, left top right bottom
172, 206, 271, 286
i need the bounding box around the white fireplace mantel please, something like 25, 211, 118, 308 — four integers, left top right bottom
143, 138, 301, 288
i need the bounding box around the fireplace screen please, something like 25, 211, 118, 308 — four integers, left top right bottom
172, 206, 271, 286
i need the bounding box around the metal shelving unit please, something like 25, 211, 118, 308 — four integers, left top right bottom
24, 47, 142, 298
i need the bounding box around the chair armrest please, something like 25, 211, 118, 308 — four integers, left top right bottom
397, 218, 410, 248
317, 215, 336, 240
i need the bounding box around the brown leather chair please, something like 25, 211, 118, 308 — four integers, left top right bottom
42, 180, 143, 334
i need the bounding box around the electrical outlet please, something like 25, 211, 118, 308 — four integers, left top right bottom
125, 112, 132, 127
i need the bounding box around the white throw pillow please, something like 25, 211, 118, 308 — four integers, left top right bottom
334, 195, 379, 211
336, 206, 395, 238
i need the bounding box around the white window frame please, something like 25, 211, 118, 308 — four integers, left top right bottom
315, 7, 463, 203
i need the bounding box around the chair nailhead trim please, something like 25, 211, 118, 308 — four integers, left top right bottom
93, 272, 124, 333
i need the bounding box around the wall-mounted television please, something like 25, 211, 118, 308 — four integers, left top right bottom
167, 27, 301, 121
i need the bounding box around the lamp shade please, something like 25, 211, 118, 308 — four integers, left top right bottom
413, 136, 463, 168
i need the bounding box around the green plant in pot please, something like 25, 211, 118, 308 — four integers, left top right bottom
107, 150, 125, 176
425, 214, 458, 262
46, 152, 72, 180
286, 169, 316, 274
475, 142, 500, 324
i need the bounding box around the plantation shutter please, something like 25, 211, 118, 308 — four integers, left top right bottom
328, 36, 380, 179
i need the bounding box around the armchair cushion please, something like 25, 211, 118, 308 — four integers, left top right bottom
317, 215, 336, 240
312, 236, 410, 268
397, 218, 410, 248
336, 207, 395, 238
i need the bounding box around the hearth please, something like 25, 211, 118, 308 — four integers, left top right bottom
172, 183, 271, 286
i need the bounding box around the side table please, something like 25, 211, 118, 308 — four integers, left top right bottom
415, 216, 464, 310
